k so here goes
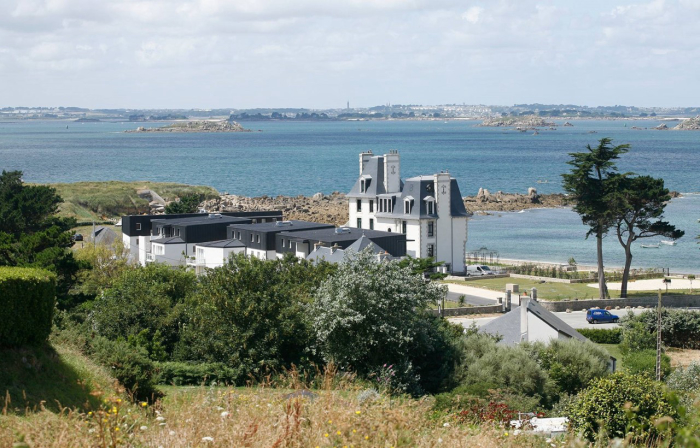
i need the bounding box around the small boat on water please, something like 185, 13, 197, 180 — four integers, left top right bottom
660, 240, 677, 246
641, 244, 660, 249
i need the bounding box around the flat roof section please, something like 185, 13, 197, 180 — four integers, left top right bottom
280, 227, 403, 243
151, 215, 251, 227
195, 239, 247, 248
227, 220, 334, 233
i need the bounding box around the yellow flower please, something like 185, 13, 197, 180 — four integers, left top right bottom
112, 407, 117, 413
328, 420, 332, 424
141, 402, 148, 407
336, 431, 341, 435
117, 398, 122, 403
364, 436, 369, 440
324, 433, 329, 438
103, 419, 108, 423
352, 429, 357, 433
355, 410, 361, 415
88, 411, 93, 416
504, 432, 509, 436
114, 427, 120, 432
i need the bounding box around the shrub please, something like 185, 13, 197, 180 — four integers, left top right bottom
90, 337, 159, 401
311, 250, 451, 395
568, 373, 677, 443
623, 309, 700, 349
620, 321, 657, 355
667, 362, 700, 408
577, 328, 622, 344
623, 349, 671, 379
525, 339, 610, 396
0, 267, 56, 346
155, 362, 242, 386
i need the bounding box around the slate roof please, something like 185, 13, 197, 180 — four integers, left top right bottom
150, 236, 185, 244
281, 227, 399, 244
91, 226, 117, 246
151, 215, 249, 227
347, 155, 388, 197
481, 300, 588, 346
195, 239, 246, 248
306, 235, 391, 265
227, 220, 333, 233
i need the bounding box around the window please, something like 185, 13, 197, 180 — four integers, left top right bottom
136, 223, 141, 231
237, 231, 241, 240
404, 198, 414, 214
175, 229, 180, 237
369, 218, 374, 230
250, 234, 254, 242
402, 221, 407, 234
256, 235, 260, 243
282, 238, 286, 248
361, 179, 365, 193
387, 228, 391, 232
428, 201, 434, 215
357, 199, 362, 212
369, 200, 374, 212
357, 217, 362, 228
427, 244, 434, 257
428, 221, 434, 237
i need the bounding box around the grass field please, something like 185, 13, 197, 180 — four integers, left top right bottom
446, 277, 678, 301
47, 181, 219, 221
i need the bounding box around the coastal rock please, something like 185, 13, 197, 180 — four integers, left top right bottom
312, 192, 324, 201
672, 116, 700, 130
562, 122, 574, 127
126, 120, 251, 133
478, 115, 556, 129
463, 189, 565, 212
654, 124, 669, 130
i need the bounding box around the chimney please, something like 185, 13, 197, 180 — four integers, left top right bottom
520, 298, 529, 343
383, 150, 401, 193
330, 243, 340, 253
359, 150, 373, 176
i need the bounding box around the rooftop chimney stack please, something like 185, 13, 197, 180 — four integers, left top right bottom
383, 150, 401, 193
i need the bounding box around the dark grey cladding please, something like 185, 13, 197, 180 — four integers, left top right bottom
449, 179, 470, 217
347, 155, 395, 197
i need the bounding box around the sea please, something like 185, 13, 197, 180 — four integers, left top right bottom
1, 118, 698, 273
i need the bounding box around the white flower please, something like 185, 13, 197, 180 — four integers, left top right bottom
202, 436, 214, 442
438, 438, 443, 443
140, 426, 148, 431
159, 423, 167, 426
169, 431, 176, 436
156, 416, 166, 422
513, 429, 522, 436
220, 411, 230, 418
216, 406, 224, 411
442, 422, 450, 427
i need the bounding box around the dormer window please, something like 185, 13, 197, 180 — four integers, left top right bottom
404, 196, 414, 214
360, 175, 372, 193
424, 195, 436, 215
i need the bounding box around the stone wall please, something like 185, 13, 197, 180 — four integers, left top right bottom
509, 274, 591, 284
538, 295, 700, 312
430, 304, 503, 317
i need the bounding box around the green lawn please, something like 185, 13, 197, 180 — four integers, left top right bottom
444, 277, 677, 301
596, 343, 624, 370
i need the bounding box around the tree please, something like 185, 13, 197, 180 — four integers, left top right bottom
164, 193, 204, 214
311, 250, 452, 394
397, 256, 447, 280
609, 175, 684, 297
0, 170, 83, 307
562, 138, 629, 300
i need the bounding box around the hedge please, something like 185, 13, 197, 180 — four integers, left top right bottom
577, 328, 622, 344
155, 362, 243, 386
0, 267, 56, 346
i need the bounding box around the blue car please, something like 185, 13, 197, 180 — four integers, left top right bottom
586, 309, 619, 324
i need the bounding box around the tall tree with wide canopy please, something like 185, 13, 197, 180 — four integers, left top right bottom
609, 175, 684, 298
562, 138, 629, 300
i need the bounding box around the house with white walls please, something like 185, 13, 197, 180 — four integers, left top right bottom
347, 150, 469, 274
191, 239, 247, 275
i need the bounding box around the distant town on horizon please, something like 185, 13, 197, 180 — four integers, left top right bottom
3, 103, 700, 121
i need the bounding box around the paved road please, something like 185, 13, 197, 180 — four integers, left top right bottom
445, 290, 496, 306
449, 308, 648, 330
444, 283, 502, 306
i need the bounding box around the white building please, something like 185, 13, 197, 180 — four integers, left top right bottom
347, 150, 469, 274
192, 239, 246, 275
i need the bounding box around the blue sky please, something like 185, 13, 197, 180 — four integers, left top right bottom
1, 0, 698, 109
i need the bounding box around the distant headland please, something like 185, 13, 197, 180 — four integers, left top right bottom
125, 120, 251, 133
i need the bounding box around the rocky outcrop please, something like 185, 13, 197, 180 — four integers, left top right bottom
463, 188, 566, 212
654, 124, 668, 130
478, 115, 556, 128
126, 120, 251, 133
673, 116, 700, 130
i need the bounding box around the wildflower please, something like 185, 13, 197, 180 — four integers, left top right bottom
328, 420, 332, 424
169, 431, 176, 436
159, 423, 167, 427
112, 407, 118, 413
88, 411, 92, 416
443, 422, 450, 427
364, 436, 369, 440
355, 410, 361, 415
216, 406, 224, 411
352, 429, 357, 433
324, 433, 329, 438
337, 431, 342, 435
116, 398, 122, 403
103, 419, 108, 423
156, 416, 166, 422
504, 432, 509, 436
114, 427, 120, 432
140, 402, 147, 407
140, 426, 148, 430
202, 436, 214, 442
221, 411, 230, 418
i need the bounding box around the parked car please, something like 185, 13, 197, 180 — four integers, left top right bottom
72, 233, 83, 242
466, 265, 494, 276
586, 309, 619, 324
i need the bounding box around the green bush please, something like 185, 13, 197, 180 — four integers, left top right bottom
577, 328, 622, 344
568, 373, 678, 443
623, 349, 671, 379
156, 361, 243, 386
620, 321, 657, 355
90, 337, 159, 401
623, 309, 700, 349
666, 362, 700, 408
0, 267, 56, 346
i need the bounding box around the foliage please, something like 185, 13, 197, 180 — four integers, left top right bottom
176, 254, 335, 383
567, 372, 678, 443
577, 328, 622, 344
310, 250, 452, 394
608, 174, 684, 297
73, 239, 132, 298
667, 362, 700, 408
89, 263, 197, 359
524, 339, 611, 396
623, 309, 700, 349
561, 138, 630, 300
0, 170, 83, 307
397, 256, 447, 280
449, 333, 555, 407
620, 320, 657, 355
164, 193, 205, 214
155, 361, 242, 386
623, 349, 671, 379
0, 267, 56, 346
90, 336, 159, 401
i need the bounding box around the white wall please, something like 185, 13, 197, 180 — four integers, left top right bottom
246, 248, 277, 260
527, 311, 560, 343
151, 242, 186, 266
194, 245, 245, 272
137, 235, 151, 266
404, 220, 421, 257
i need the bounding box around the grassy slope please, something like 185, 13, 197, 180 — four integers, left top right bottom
0, 343, 116, 414
48, 181, 219, 221
446, 277, 676, 301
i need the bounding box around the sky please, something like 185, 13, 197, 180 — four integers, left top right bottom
1, 0, 699, 109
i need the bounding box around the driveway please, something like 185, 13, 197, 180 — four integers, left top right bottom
444, 282, 502, 306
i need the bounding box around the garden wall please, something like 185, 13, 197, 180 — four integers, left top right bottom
538, 294, 700, 312
430, 304, 503, 317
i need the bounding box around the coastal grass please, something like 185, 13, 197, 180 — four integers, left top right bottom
445, 277, 681, 301
46, 181, 219, 220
